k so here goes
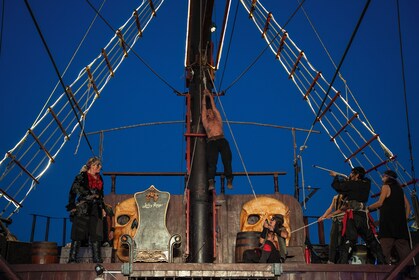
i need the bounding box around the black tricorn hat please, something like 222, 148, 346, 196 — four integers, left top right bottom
352, 166, 366, 176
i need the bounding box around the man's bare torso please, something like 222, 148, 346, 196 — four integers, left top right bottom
203, 110, 223, 138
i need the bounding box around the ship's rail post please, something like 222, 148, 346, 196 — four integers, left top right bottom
302, 215, 326, 244
103, 171, 287, 194
29, 214, 68, 246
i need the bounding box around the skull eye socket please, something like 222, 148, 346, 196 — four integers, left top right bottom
247, 214, 261, 225
117, 214, 131, 226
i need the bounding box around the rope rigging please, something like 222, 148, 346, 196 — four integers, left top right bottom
296, 0, 378, 199
31, 0, 107, 129
24, 0, 95, 156
216, 0, 239, 92
219, 0, 307, 94
206, 0, 317, 205
0, 0, 166, 220
210, 0, 318, 205
210, 0, 326, 206
396, 0, 417, 192
238, 0, 416, 198
298, 0, 418, 201
85, 0, 181, 96
297, 0, 376, 132
299, 0, 372, 163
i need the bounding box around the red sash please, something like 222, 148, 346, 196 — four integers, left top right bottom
341, 209, 353, 236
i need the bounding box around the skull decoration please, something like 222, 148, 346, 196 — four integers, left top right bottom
113, 197, 139, 262
146, 190, 159, 202
240, 196, 291, 245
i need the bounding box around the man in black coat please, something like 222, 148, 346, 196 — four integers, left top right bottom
330, 166, 386, 264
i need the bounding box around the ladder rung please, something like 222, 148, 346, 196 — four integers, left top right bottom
288, 51, 304, 79
0, 189, 22, 208
65, 86, 83, 115
402, 179, 418, 188
148, 0, 157, 16
303, 72, 321, 100
101, 48, 114, 77
48, 107, 69, 140
133, 10, 143, 37
317, 92, 340, 121
261, 13, 272, 38
345, 134, 379, 163
28, 129, 54, 162
275, 32, 288, 59
365, 155, 397, 174
330, 113, 358, 142
85, 67, 100, 97
248, 0, 257, 18
6, 152, 39, 184
116, 29, 128, 58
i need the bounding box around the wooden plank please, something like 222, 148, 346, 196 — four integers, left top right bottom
10, 263, 393, 280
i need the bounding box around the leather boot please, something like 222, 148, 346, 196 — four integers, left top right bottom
375, 250, 387, 265
370, 240, 387, 265
91, 241, 103, 263
68, 241, 81, 263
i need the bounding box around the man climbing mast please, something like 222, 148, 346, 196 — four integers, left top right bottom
201, 89, 233, 191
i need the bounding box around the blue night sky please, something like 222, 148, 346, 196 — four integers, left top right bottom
0, 0, 418, 245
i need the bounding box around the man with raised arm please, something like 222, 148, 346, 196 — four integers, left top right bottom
330, 166, 386, 264
201, 89, 233, 191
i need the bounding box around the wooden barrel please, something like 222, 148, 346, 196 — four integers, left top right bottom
235, 231, 260, 263
31, 242, 59, 264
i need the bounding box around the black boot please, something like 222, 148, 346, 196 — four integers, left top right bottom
91, 241, 103, 263
375, 251, 387, 265
370, 240, 387, 265
68, 241, 81, 263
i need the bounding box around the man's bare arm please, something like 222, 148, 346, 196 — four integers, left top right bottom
204, 89, 217, 110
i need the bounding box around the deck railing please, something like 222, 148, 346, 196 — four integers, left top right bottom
29, 214, 68, 246
103, 171, 287, 194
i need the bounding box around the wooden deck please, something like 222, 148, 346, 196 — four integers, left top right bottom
7, 262, 396, 280
5, 244, 418, 280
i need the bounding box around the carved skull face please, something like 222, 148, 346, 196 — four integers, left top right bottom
114, 197, 139, 262
240, 196, 291, 245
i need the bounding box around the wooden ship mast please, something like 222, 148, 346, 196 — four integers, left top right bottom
184, 0, 216, 263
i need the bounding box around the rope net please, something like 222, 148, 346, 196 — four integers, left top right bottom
0, 0, 165, 220
239, 0, 415, 191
